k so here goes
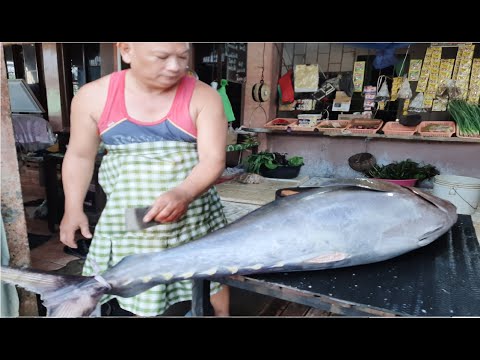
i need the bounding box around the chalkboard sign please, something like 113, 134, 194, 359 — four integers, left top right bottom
225, 43, 247, 83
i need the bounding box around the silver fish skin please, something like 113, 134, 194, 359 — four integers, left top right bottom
0, 179, 457, 317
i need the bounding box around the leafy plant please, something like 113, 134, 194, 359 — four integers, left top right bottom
364, 159, 439, 181
246, 152, 304, 174
241, 134, 259, 146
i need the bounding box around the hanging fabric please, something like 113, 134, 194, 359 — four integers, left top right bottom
1, 215, 20, 317
217, 79, 236, 122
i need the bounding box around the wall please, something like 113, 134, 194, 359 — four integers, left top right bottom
243, 42, 480, 181
267, 134, 480, 180
282, 43, 359, 75
243, 43, 282, 150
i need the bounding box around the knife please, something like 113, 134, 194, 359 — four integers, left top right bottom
124, 207, 159, 231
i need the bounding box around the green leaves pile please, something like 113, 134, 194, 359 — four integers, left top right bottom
364, 159, 439, 181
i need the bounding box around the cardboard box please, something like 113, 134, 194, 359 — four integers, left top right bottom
332, 91, 351, 112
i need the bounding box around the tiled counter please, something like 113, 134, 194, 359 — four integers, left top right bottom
216, 175, 309, 223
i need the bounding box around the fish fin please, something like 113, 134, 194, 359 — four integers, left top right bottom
1, 266, 108, 317
45, 289, 106, 317
305, 252, 347, 264
407, 187, 458, 214
280, 179, 403, 197
0, 265, 74, 294
317, 178, 409, 193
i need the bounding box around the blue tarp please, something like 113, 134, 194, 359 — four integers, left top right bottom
346, 43, 411, 50
346, 43, 412, 70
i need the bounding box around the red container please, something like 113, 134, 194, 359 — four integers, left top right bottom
375, 178, 417, 187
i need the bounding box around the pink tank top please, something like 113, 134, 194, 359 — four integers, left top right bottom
97, 70, 197, 145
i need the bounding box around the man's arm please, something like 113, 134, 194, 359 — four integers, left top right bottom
59, 83, 102, 247
177, 82, 227, 199
144, 81, 227, 223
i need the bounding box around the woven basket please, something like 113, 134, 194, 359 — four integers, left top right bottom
348, 153, 376, 172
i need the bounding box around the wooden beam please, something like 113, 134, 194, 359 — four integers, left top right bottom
1, 45, 39, 316
41, 43, 68, 131
100, 43, 115, 77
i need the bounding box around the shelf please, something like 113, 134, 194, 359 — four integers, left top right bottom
242, 128, 480, 143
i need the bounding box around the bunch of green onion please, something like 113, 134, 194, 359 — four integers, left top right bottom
448, 100, 480, 137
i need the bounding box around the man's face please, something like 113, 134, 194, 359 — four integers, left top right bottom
122, 42, 190, 88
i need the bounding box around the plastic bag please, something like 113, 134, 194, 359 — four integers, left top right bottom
226, 123, 237, 145
339, 72, 354, 97
278, 69, 295, 104
375, 78, 390, 101
408, 92, 426, 112
446, 79, 463, 100
397, 77, 412, 99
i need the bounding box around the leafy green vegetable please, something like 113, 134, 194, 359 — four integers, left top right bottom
364, 159, 439, 181
448, 100, 480, 137
287, 156, 305, 167
246, 152, 304, 174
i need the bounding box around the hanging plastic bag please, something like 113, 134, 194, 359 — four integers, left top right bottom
397, 77, 412, 99
408, 92, 426, 112
278, 69, 295, 104
339, 72, 354, 97
446, 79, 463, 99
375, 76, 390, 101
226, 123, 237, 145
217, 79, 236, 122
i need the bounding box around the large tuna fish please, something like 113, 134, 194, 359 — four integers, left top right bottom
1, 179, 457, 317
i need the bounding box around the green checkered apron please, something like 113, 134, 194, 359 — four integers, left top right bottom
82, 140, 227, 316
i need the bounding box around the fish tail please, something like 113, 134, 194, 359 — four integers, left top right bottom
1, 266, 109, 317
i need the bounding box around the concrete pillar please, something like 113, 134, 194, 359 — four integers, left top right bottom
243, 43, 282, 151
1, 45, 38, 316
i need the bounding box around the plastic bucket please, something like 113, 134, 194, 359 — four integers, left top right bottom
433, 175, 480, 215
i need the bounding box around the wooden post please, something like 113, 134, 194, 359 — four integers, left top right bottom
0, 45, 38, 316
42, 43, 68, 132
100, 43, 115, 77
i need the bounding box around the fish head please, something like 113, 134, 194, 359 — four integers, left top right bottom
407, 187, 458, 246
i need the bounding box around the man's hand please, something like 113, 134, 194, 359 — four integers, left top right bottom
59, 211, 92, 248
143, 188, 194, 224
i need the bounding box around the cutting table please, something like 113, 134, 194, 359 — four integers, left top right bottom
191, 215, 480, 317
